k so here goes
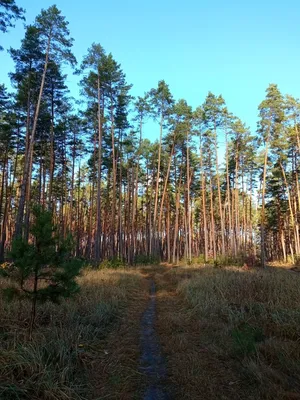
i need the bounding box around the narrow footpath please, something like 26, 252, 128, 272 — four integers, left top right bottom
139, 279, 170, 399
89, 265, 248, 400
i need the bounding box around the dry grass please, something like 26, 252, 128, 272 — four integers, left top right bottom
2, 263, 299, 399
154, 266, 250, 399
171, 265, 300, 399
0, 268, 143, 400
89, 275, 149, 400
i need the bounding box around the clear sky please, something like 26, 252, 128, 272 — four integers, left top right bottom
1, 0, 300, 141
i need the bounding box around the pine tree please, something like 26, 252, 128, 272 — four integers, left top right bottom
258, 83, 285, 266
80, 43, 106, 262
15, 5, 76, 238
148, 80, 174, 257
0, 85, 18, 262
202, 92, 227, 256
0, 0, 25, 50
1, 205, 82, 339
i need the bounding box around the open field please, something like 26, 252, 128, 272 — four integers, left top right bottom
1, 264, 300, 399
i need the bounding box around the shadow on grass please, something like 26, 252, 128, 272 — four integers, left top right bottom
0, 269, 144, 400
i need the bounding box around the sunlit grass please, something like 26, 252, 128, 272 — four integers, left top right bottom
0, 268, 143, 400
176, 266, 300, 399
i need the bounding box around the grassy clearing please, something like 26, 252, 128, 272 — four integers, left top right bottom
0, 268, 143, 400
175, 266, 300, 399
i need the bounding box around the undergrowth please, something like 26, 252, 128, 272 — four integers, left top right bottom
177, 266, 300, 399
0, 268, 142, 399
97, 254, 160, 268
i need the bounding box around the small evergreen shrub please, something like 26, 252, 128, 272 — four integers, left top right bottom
99, 257, 127, 269
133, 254, 160, 265
0, 206, 83, 338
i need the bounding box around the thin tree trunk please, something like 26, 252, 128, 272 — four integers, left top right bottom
15, 35, 52, 237
48, 81, 55, 209
158, 140, 174, 234
214, 124, 225, 256
280, 161, 300, 255
261, 140, 269, 267
110, 96, 116, 256
186, 130, 192, 263
172, 167, 182, 264
199, 134, 208, 262
95, 74, 102, 262
153, 112, 163, 255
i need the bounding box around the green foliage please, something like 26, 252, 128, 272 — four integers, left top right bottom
258, 84, 285, 144
231, 323, 265, 357
213, 259, 221, 268
99, 257, 127, 269
98, 254, 160, 269
294, 255, 300, 266
133, 254, 160, 265
35, 5, 76, 66
0, 0, 25, 46
188, 254, 246, 268
215, 255, 245, 267
1, 206, 83, 330
190, 254, 206, 264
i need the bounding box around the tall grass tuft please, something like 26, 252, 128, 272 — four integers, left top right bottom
0, 268, 142, 399
177, 266, 300, 398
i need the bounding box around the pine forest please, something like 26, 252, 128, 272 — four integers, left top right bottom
1, 2, 300, 399
1, 5, 300, 267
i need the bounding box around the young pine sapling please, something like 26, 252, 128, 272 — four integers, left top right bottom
1, 206, 83, 339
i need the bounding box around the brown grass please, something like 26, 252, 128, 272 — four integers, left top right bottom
2, 263, 300, 399
88, 273, 150, 399
0, 268, 144, 400
155, 265, 300, 399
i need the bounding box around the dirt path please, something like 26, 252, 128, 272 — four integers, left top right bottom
88, 273, 149, 399
88, 267, 172, 399
88, 265, 251, 399
139, 279, 170, 399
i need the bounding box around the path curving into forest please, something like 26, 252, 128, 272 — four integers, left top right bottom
140, 279, 170, 400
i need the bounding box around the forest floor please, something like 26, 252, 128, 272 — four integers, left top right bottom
88, 264, 300, 399
1, 264, 300, 399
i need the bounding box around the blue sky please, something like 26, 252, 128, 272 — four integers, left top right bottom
1, 0, 300, 142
